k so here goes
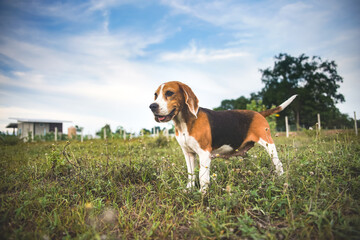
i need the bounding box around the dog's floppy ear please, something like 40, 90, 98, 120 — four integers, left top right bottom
179, 83, 199, 118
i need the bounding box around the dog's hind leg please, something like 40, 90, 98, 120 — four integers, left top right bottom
257, 137, 284, 175
245, 113, 284, 175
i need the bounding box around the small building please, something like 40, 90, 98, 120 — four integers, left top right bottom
67, 126, 77, 139
7, 118, 71, 139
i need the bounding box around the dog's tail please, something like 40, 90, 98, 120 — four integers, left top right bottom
260, 95, 297, 117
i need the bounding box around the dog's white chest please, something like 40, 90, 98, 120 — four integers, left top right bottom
176, 130, 198, 153
174, 120, 199, 153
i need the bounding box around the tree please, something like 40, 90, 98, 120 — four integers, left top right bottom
140, 128, 151, 135
115, 126, 125, 135
214, 96, 250, 111
152, 126, 161, 135
96, 124, 112, 139
259, 53, 345, 129
75, 125, 83, 134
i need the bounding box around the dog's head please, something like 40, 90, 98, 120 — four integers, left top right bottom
149, 81, 199, 123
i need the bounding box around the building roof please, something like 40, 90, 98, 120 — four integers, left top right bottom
9, 118, 72, 124
6, 123, 18, 128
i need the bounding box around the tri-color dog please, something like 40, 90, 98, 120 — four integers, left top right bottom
149, 81, 297, 192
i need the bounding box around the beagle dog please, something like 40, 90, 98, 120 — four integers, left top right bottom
149, 81, 297, 192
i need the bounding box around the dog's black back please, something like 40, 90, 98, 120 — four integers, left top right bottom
200, 108, 255, 150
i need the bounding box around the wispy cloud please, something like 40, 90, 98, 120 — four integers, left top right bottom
160, 40, 249, 62
162, 0, 251, 28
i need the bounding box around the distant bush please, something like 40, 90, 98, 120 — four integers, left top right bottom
302, 128, 316, 137
147, 134, 169, 148
31, 133, 68, 142
0, 134, 21, 146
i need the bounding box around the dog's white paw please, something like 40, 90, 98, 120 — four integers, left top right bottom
186, 181, 195, 189
276, 164, 284, 176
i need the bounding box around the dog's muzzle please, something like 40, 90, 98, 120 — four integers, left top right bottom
149, 103, 176, 122
149, 103, 159, 113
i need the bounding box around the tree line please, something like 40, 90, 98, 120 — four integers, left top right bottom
214, 53, 354, 130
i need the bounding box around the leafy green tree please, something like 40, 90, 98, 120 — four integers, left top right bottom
152, 126, 161, 135
259, 53, 345, 129
115, 126, 125, 135
75, 125, 83, 134
140, 128, 151, 135
168, 125, 175, 135
214, 96, 250, 111
114, 126, 131, 139
96, 124, 112, 139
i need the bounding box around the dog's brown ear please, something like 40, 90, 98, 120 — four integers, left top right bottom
179, 82, 199, 118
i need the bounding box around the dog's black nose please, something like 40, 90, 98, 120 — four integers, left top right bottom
149, 103, 159, 112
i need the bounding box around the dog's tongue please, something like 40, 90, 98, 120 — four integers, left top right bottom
159, 116, 166, 121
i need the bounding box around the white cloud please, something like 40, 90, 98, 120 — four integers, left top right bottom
161, 0, 338, 55
0, 20, 170, 134
160, 40, 249, 62
162, 0, 250, 28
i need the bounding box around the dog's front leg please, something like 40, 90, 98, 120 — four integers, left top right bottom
182, 150, 196, 189
199, 152, 211, 193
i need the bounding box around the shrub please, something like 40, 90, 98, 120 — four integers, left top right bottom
0, 134, 21, 146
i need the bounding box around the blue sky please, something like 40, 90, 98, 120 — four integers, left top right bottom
1, 0, 359, 135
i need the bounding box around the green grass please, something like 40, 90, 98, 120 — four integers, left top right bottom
1, 132, 360, 239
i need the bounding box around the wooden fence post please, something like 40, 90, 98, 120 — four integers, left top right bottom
165, 128, 169, 139
103, 128, 107, 139
354, 111, 358, 136
55, 127, 58, 141
285, 116, 289, 138
317, 113, 321, 131
81, 129, 84, 142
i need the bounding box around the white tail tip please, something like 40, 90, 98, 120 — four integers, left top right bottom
279, 95, 297, 110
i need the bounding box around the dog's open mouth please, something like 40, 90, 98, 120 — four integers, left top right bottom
155, 108, 176, 122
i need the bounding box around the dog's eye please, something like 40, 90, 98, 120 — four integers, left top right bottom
165, 91, 174, 97
154, 93, 158, 99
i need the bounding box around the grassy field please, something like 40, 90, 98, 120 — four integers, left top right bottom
1, 132, 360, 239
